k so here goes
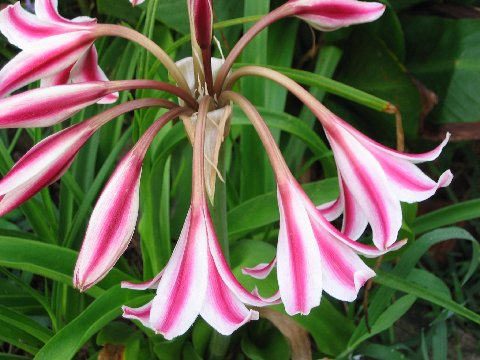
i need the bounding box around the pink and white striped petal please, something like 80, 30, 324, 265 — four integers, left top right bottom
74, 151, 143, 291
148, 209, 209, 340
317, 195, 343, 222
0, 82, 115, 128
288, 0, 386, 31
309, 198, 406, 258
200, 254, 259, 336
35, 0, 95, 26
205, 206, 280, 306
343, 119, 451, 164
70, 47, 119, 104
40, 66, 73, 87
0, 123, 94, 216
0, 3, 66, 48
242, 258, 277, 280
313, 221, 375, 301
277, 183, 323, 316
0, 31, 94, 97
121, 271, 164, 291
325, 126, 402, 250
373, 154, 453, 203
123, 301, 153, 328
338, 177, 369, 239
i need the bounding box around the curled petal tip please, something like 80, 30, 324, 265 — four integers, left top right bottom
387, 238, 408, 252
241, 258, 276, 280
353, 269, 376, 293
439, 170, 453, 188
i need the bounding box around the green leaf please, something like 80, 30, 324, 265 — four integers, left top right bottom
0, 305, 52, 343
0, 320, 41, 355
375, 271, 480, 325
358, 343, 408, 360
293, 298, 354, 356
334, 30, 421, 139
413, 199, 480, 235
347, 294, 417, 351
35, 287, 152, 360
348, 227, 477, 352
0, 236, 132, 298
404, 17, 480, 124
0, 355, 31, 360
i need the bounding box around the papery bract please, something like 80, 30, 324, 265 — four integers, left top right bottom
177, 57, 231, 200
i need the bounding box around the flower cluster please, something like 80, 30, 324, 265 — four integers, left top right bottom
0, 0, 452, 339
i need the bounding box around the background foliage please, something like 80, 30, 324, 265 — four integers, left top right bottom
0, 0, 479, 358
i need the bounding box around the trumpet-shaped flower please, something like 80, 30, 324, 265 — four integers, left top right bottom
122, 98, 278, 339
245, 175, 406, 315
223, 91, 405, 316
0, 0, 117, 102
74, 107, 190, 291
123, 200, 279, 338
225, 66, 452, 251
319, 114, 452, 250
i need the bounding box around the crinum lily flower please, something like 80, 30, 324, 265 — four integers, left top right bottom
219, 91, 406, 315
0, 0, 450, 339
122, 97, 279, 339
224, 66, 452, 251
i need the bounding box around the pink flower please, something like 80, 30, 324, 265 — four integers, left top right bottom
244, 176, 404, 316
285, 0, 386, 31
122, 97, 278, 339
224, 67, 452, 251
221, 91, 405, 316
74, 107, 190, 290
122, 200, 278, 339
319, 114, 452, 250
0, 0, 117, 102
